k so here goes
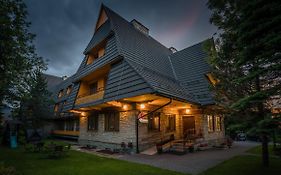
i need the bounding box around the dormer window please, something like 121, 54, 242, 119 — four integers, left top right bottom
86, 45, 106, 65
58, 89, 64, 98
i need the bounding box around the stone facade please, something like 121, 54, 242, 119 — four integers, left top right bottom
78, 110, 138, 151
78, 107, 225, 152
202, 114, 225, 145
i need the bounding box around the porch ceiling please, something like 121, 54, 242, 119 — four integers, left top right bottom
73, 93, 198, 112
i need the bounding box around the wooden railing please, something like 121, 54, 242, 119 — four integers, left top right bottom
75, 87, 105, 105
52, 130, 79, 136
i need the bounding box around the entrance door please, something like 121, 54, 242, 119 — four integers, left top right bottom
183, 116, 195, 138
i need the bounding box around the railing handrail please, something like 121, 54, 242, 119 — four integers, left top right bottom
77, 87, 105, 98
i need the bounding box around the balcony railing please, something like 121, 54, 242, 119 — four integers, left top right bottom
75, 87, 105, 105
52, 130, 79, 136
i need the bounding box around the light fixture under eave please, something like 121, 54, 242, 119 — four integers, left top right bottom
81, 112, 86, 117
140, 103, 145, 109
185, 109, 191, 113
122, 104, 128, 110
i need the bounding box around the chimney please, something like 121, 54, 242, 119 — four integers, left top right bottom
169, 47, 177, 53
130, 19, 149, 35
62, 75, 68, 80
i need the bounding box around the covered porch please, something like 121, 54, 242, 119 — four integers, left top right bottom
71, 93, 224, 153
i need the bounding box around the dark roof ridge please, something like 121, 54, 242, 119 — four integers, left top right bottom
172, 38, 212, 56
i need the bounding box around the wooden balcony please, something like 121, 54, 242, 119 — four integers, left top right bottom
75, 87, 104, 105
52, 130, 79, 137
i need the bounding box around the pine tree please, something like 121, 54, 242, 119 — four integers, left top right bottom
207, 0, 281, 166
21, 69, 51, 129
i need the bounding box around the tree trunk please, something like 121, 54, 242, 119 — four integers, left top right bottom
261, 134, 269, 167
272, 130, 276, 150
255, 75, 269, 167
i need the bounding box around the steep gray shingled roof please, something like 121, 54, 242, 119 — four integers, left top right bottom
103, 6, 175, 79
42, 74, 63, 91
169, 40, 215, 105
102, 5, 200, 104
83, 20, 112, 54
49, 5, 215, 112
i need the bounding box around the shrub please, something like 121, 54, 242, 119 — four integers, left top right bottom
0, 162, 20, 175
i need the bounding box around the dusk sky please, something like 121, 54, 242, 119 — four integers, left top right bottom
24, 0, 217, 77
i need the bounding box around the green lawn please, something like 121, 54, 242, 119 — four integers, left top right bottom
200, 155, 281, 175
1, 144, 281, 175
247, 145, 275, 155
0, 146, 183, 175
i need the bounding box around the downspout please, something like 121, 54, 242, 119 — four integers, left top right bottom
136, 98, 172, 153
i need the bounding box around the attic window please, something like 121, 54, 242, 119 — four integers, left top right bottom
86, 46, 106, 65
206, 73, 219, 86
58, 89, 64, 98
96, 9, 108, 30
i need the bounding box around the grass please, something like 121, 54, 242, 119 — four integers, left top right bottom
0, 146, 184, 175
247, 145, 276, 156
200, 155, 281, 175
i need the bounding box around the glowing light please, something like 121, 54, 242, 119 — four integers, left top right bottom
140, 104, 145, 109
81, 112, 86, 117
185, 109, 190, 113
122, 104, 128, 110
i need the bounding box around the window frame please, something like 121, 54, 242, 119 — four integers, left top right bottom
104, 111, 120, 132
207, 115, 215, 132
215, 115, 222, 131
66, 85, 72, 95
148, 112, 160, 132
88, 113, 99, 131
166, 114, 176, 132
58, 89, 64, 98
54, 103, 59, 112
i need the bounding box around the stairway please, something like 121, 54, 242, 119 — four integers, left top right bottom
169, 140, 195, 155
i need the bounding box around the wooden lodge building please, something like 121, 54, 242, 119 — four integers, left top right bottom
47, 4, 225, 153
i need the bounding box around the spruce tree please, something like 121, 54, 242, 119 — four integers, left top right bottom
207, 0, 281, 166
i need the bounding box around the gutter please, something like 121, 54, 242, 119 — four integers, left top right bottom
136, 98, 172, 153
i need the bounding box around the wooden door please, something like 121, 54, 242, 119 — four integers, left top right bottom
183, 116, 195, 137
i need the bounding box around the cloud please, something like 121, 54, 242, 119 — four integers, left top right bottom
24, 0, 216, 77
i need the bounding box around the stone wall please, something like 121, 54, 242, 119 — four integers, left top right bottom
78, 110, 138, 151
201, 114, 225, 145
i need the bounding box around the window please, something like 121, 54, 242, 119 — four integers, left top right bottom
54, 103, 59, 112
96, 9, 108, 30
98, 48, 105, 58
86, 47, 106, 65
88, 113, 99, 131
148, 112, 160, 131
66, 85, 72, 95
216, 116, 222, 131
89, 82, 98, 94
58, 89, 64, 98
166, 114, 176, 132
206, 73, 219, 86
65, 121, 74, 131
104, 112, 119, 131
207, 115, 215, 132
86, 54, 95, 65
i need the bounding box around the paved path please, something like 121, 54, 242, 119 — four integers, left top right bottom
118, 141, 259, 175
